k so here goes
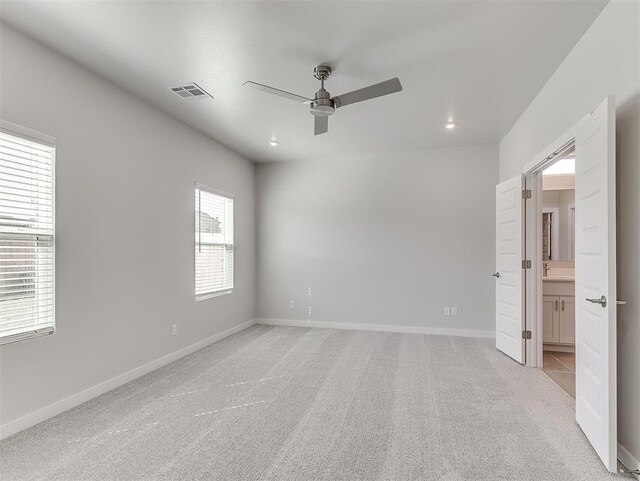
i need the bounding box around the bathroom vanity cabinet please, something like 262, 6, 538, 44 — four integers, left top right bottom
543, 280, 575, 348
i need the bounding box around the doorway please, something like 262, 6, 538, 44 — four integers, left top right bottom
537, 146, 576, 398
495, 96, 618, 472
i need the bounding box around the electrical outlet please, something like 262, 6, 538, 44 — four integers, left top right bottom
444, 307, 451, 316
451, 307, 458, 316
289, 300, 295, 309
171, 324, 178, 336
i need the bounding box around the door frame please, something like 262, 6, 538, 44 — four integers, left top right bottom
522, 127, 579, 369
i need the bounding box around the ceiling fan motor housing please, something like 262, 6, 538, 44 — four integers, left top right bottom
311, 88, 335, 117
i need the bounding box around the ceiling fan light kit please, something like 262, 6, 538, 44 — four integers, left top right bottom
245, 65, 403, 136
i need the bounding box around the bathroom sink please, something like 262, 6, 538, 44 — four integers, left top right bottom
544, 267, 575, 281
543, 276, 575, 282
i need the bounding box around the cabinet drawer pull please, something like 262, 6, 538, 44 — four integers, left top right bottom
555, 300, 558, 311
561, 300, 565, 311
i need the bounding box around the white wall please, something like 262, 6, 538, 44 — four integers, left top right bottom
256, 145, 498, 336
499, 0, 640, 469
0, 25, 256, 430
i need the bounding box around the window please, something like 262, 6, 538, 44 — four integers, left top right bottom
195, 185, 233, 300
0, 127, 55, 345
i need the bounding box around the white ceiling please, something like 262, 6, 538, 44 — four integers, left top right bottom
0, 1, 607, 163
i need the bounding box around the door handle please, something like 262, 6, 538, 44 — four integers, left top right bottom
492, 272, 500, 278
617, 300, 627, 305
561, 300, 565, 311
586, 295, 607, 308
555, 300, 558, 311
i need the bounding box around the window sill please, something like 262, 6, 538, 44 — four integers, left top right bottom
0, 327, 55, 346
196, 289, 233, 302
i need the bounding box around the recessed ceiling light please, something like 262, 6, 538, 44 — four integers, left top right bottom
444, 122, 456, 129
269, 140, 279, 147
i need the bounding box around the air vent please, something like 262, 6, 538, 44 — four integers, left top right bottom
168, 82, 213, 100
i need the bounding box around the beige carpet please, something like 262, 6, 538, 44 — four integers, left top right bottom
0, 325, 632, 480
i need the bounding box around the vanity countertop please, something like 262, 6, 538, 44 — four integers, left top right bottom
543, 276, 575, 282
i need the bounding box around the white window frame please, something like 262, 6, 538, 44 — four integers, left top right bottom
194, 183, 234, 301
0, 120, 56, 345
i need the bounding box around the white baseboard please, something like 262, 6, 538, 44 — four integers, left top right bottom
255, 318, 495, 339
0, 319, 255, 440
619, 443, 640, 479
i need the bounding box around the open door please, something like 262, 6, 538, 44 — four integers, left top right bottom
574, 96, 617, 472
495, 174, 525, 364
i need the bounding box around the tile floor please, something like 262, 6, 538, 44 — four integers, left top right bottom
543, 351, 575, 398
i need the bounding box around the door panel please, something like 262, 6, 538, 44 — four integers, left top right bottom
543, 296, 558, 343
495, 174, 524, 363
574, 96, 617, 472
559, 297, 575, 344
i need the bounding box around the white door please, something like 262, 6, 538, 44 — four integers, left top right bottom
495, 174, 525, 363
574, 96, 617, 472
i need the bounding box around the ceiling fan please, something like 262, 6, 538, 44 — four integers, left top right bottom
244, 65, 402, 135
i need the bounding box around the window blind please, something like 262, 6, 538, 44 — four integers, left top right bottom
195, 186, 233, 299
0, 129, 55, 344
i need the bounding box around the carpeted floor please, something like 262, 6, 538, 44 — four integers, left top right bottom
0, 325, 633, 480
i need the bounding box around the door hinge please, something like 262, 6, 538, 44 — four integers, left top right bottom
522, 330, 532, 340
522, 189, 532, 199
522, 259, 532, 269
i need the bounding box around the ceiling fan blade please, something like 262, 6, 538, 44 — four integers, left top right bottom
332, 77, 402, 108
244, 81, 312, 103
314, 116, 328, 135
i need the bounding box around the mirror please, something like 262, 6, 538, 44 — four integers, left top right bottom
542, 150, 575, 262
